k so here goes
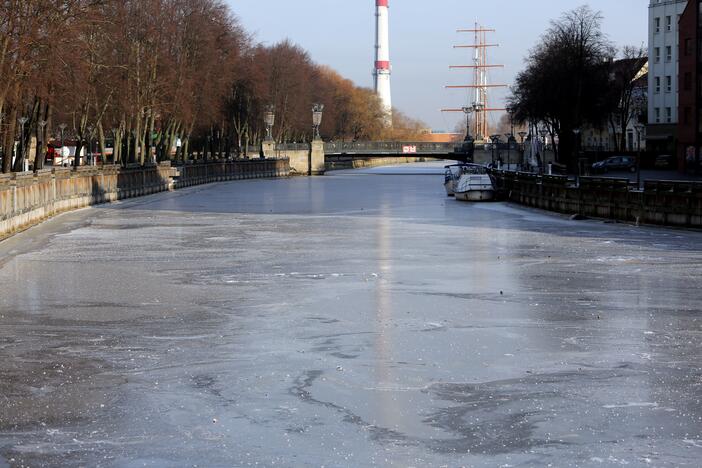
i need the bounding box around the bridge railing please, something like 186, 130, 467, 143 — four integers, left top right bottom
322, 141, 516, 155
323, 141, 457, 154
276, 143, 311, 151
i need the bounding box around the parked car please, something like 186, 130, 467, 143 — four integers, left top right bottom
591, 156, 636, 173
654, 154, 675, 169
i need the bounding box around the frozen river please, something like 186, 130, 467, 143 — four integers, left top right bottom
1, 162, 702, 467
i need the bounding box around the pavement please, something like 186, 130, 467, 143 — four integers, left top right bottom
1, 162, 702, 467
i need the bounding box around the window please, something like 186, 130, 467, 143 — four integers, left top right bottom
666, 46, 672, 61
655, 76, 661, 93
666, 107, 672, 123
655, 47, 661, 62
655, 108, 661, 123
685, 38, 692, 56
666, 75, 672, 93
666, 16, 672, 31
655, 17, 661, 33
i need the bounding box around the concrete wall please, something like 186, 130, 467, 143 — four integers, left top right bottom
284, 150, 312, 175
269, 141, 324, 176
325, 155, 443, 171
0, 159, 290, 240
492, 171, 702, 228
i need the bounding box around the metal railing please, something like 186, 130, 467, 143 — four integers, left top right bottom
323, 141, 456, 155
276, 143, 311, 151
259, 140, 517, 155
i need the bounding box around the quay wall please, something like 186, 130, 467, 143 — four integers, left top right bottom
491, 170, 702, 228
0, 159, 290, 241
325, 156, 443, 171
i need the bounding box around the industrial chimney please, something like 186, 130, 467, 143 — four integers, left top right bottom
374, 0, 392, 125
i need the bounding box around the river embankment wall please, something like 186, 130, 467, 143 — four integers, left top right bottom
0, 159, 290, 241
491, 170, 702, 228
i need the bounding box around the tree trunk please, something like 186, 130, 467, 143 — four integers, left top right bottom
97, 122, 106, 164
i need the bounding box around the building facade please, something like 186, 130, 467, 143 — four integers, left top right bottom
648, 0, 688, 153
678, 0, 701, 170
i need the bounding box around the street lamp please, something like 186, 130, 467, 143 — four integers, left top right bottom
473, 102, 484, 140
634, 122, 645, 189
264, 105, 275, 141
506, 106, 515, 137
538, 127, 548, 173
312, 103, 324, 140
518, 131, 528, 147
490, 134, 501, 168
461, 105, 474, 139
518, 131, 528, 171
504, 133, 513, 171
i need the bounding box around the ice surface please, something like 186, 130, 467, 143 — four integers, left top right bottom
1, 162, 702, 466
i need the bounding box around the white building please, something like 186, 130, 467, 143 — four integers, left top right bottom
648, 0, 687, 147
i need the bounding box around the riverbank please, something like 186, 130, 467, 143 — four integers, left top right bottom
491, 170, 702, 228
0, 159, 289, 241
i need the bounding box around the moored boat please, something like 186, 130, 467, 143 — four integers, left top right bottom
453, 164, 495, 202
444, 164, 466, 196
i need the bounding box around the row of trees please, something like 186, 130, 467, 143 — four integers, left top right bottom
0, 0, 413, 173
509, 6, 646, 168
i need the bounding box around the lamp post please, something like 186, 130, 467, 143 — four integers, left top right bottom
504, 133, 513, 171
312, 103, 324, 140
473, 102, 484, 141
264, 105, 275, 141
518, 131, 527, 170
634, 123, 644, 189
490, 134, 501, 168
461, 106, 474, 140
538, 127, 548, 173
456, 106, 476, 161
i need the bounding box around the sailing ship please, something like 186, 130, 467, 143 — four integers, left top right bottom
441, 23, 505, 201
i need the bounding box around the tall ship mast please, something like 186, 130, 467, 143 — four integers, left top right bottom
443, 23, 506, 142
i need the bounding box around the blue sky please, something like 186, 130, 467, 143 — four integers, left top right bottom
228, 1, 648, 131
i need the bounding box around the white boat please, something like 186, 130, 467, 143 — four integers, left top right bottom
443, 164, 466, 196
454, 164, 495, 202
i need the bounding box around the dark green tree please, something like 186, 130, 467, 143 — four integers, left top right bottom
509, 6, 615, 169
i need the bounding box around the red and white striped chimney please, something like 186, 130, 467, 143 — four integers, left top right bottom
374, 0, 392, 125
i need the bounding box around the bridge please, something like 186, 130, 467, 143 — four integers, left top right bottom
265, 140, 516, 174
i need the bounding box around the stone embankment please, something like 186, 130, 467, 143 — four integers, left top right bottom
491, 170, 702, 228
324, 155, 442, 171
0, 159, 289, 240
